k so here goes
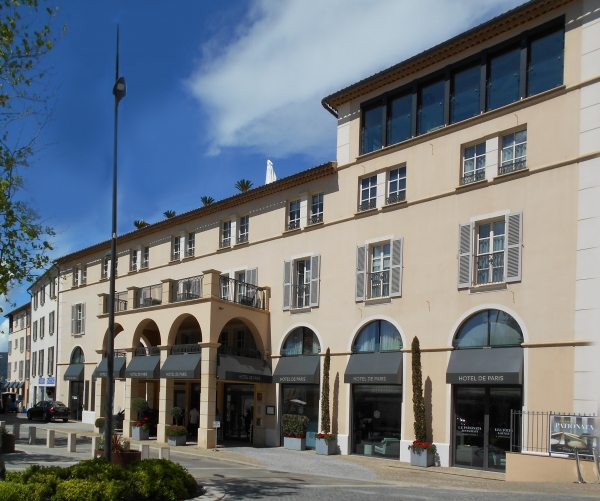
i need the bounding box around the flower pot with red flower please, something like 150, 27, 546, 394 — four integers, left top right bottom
282, 414, 308, 451
132, 421, 149, 441
409, 441, 436, 467
315, 433, 337, 455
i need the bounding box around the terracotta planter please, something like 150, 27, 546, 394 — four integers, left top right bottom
1, 433, 15, 453
111, 450, 142, 467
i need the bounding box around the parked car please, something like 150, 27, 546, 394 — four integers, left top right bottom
26, 400, 70, 422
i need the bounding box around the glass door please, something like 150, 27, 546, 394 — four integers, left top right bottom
223, 384, 254, 442
453, 386, 521, 470
69, 381, 84, 421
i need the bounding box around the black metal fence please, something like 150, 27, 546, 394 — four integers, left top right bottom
219, 276, 266, 310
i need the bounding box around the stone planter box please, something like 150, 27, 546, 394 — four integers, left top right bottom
167, 435, 186, 446
283, 437, 305, 451
315, 437, 337, 455
1, 433, 15, 453
132, 426, 149, 441
410, 448, 435, 467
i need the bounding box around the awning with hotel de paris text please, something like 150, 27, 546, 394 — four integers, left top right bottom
217, 354, 272, 383
160, 352, 201, 379
273, 355, 320, 384
124, 355, 161, 379
344, 352, 403, 385
92, 357, 126, 379
446, 346, 523, 385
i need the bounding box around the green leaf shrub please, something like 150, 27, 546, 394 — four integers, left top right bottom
131, 398, 149, 413
165, 425, 187, 437
281, 414, 309, 437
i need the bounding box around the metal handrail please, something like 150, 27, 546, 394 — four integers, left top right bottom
309, 213, 323, 225
499, 159, 526, 175
135, 346, 160, 357
461, 169, 486, 185
369, 270, 389, 298
288, 220, 300, 230
171, 343, 201, 355
135, 284, 163, 309
219, 276, 266, 310
359, 199, 377, 212
386, 192, 406, 205
238, 233, 249, 243
218, 344, 263, 360
293, 283, 311, 308
171, 276, 202, 303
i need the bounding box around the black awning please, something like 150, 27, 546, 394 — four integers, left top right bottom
446, 347, 523, 385
17, 382, 24, 388
93, 357, 126, 379
217, 354, 272, 383
160, 353, 201, 379
273, 356, 320, 384
125, 355, 160, 379
344, 352, 403, 385
63, 364, 85, 381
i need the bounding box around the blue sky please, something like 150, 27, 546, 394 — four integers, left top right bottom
1, 0, 526, 343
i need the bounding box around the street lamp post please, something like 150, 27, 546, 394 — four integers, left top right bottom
105, 27, 126, 462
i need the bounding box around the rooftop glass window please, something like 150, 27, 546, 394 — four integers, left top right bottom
487, 48, 520, 111
418, 79, 445, 135
361, 104, 384, 154
527, 27, 564, 96
451, 64, 481, 123
387, 92, 412, 145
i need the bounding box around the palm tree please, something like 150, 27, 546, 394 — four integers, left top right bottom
163, 210, 176, 219
200, 196, 214, 206
234, 179, 253, 193
134, 220, 149, 229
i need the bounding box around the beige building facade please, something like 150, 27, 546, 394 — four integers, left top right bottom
50, 0, 598, 473
4, 303, 31, 406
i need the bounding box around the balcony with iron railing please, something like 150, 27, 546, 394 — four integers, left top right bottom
293, 284, 311, 309
221, 237, 231, 248
288, 219, 300, 231
171, 343, 201, 355
135, 346, 161, 357
218, 344, 264, 360
104, 291, 128, 314
238, 233, 248, 243
476, 252, 505, 285
308, 213, 323, 225
359, 199, 377, 212
499, 158, 526, 176
368, 270, 389, 299
220, 276, 266, 310
461, 169, 486, 185
135, 284, 163, 309
171, 276, 202, 303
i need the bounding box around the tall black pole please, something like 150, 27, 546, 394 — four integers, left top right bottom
105, 26, 126, 461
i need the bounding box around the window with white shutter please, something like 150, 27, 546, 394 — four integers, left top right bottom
356, 239, 403, 301
283, 261, 292, 310
457, 222, 473, 288
72, 303, 85, 335
505, 212, 523, 282
309, 255, 320, 307
283, 256, 321, 310
355, 245, 367, 301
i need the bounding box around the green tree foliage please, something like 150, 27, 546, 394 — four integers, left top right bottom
200, 195, 214, 206
411, 336, 426, 442
234, 179, 253, 193
163, 210, 175, 218
320, 347, 331, 434
0, 1, 63, 303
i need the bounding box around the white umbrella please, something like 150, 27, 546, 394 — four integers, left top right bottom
265, 159, 277, 184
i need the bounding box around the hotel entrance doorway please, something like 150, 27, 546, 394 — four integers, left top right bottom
223, 384, 254, 442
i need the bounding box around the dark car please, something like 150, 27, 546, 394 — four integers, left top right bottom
27, 400, 70, 422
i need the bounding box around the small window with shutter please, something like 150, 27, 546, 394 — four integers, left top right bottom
283, 255, 321, 310
356, 238, 403, 301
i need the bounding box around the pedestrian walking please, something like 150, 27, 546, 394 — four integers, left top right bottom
188, 407, 199, 439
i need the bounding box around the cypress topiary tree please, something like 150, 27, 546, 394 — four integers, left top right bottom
411, 336, 426, 443
320, 348, 331, 434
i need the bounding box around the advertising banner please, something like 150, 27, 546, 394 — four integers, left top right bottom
549, 414, 599, 458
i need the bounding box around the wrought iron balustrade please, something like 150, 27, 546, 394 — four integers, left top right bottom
218, 344, 263, 360
288, 219, 300, 231
104, 291, 128, 313
171, 343, 201, 355
238, 233, 249, 243
386, 191, 406, 205
293, 284, 311, 308
309, 213, 323, 225
221, 237, 231, 248
499, 159, 526, 175
135, 346, 160, 357
141, 259, 149, 269
186, 248, 195, 257
172, 276, 202, 303
219, 276, 266, 310
359, 199, 377, 212
461, 169, 486, 185
135, 284, 163, 308
369, 270, 389, 299
476, 252, 504, 285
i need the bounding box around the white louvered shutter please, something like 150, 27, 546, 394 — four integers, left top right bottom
356, 245, 367, 301
71, 305, 75, 335
389, 238, 403, 297
283, 261, 292, 311
246, 267, 258, 286
309, 255, 321, 307
81, 303, 86, 335
457, 222, 473, 289
505, 212, 523, 283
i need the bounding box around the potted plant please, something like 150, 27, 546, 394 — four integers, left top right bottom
282, 414, 308, 451
165, 425, 187, 446
171, 406, 184, 426
0, 424, 15, 454
409, 336, 436, 467
95, 433, 141, 466
316, 348, 337, 455
131, 398, 149, 418
131, 421, 150, 441
95, 417, 105, 435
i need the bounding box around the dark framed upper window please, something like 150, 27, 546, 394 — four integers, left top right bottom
361, 103, 384, 154
353, 320, 402, 353
453, 309, 523, 349
281, 327, 321, 356
418, 78, 445, 134
71, 346, 85, 364
451, 64, 481, 123
486, 47, 521, 111
387, 92, 412, 145
527, 26, 564, 97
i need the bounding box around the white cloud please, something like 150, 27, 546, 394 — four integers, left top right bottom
188, 0, 525, 158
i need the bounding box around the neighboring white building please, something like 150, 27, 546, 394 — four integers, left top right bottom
4, 302, 30, 404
